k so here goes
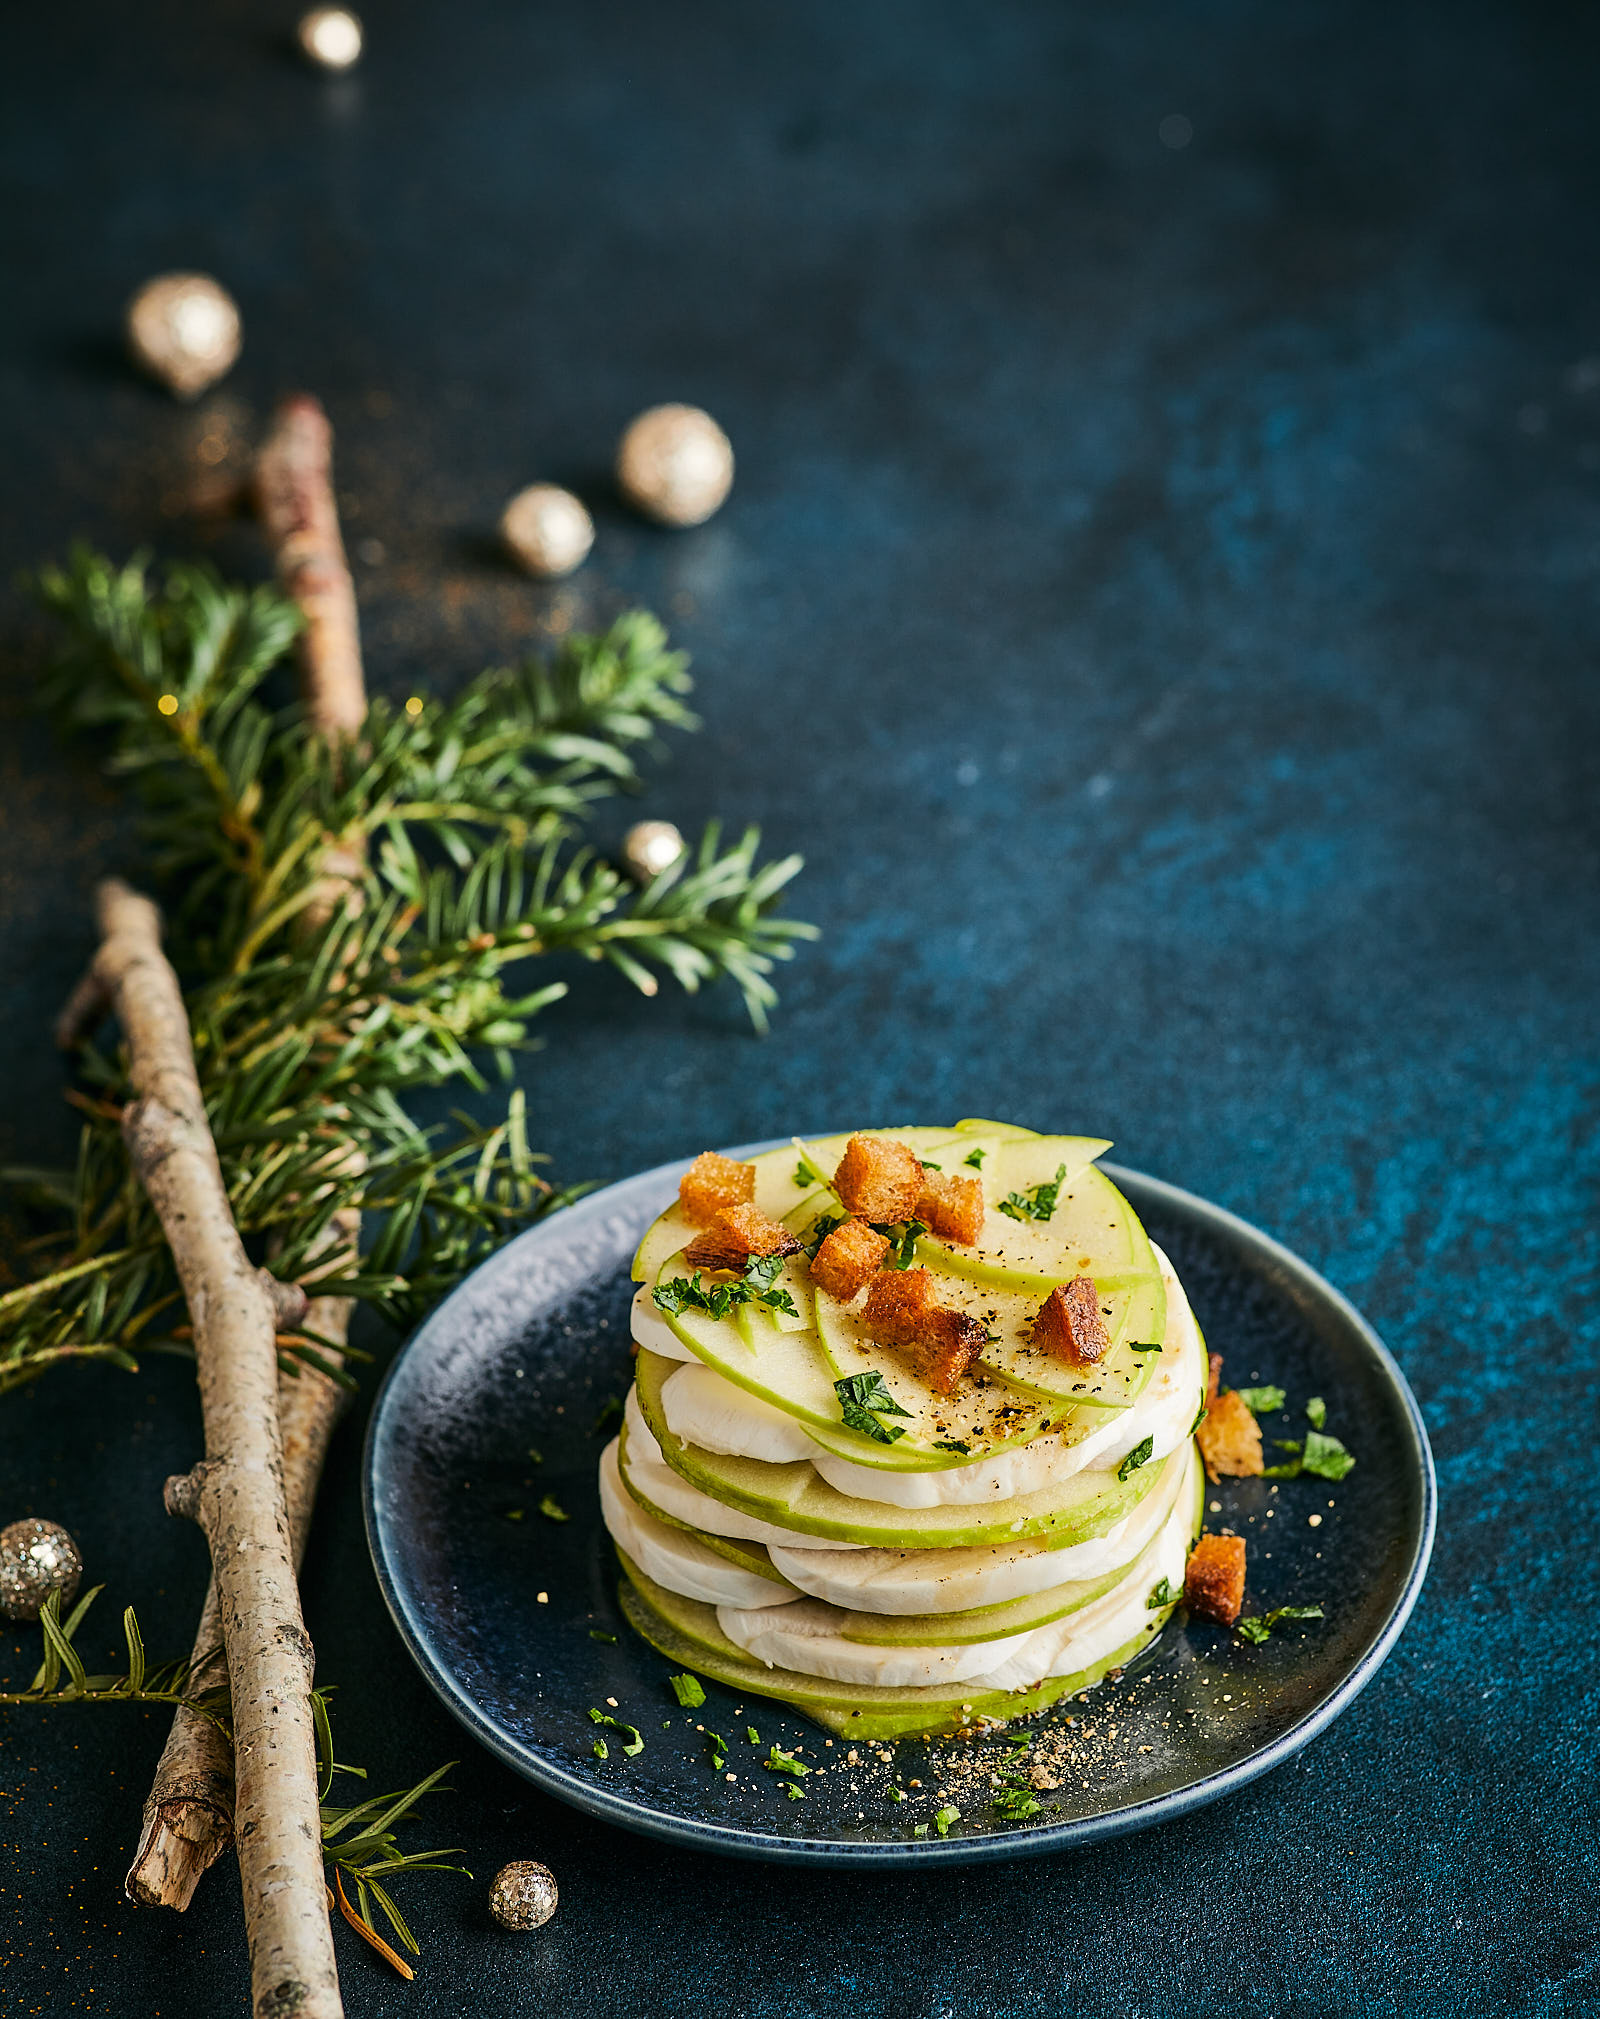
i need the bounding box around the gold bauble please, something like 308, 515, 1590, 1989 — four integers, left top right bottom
616, 404, 733, 527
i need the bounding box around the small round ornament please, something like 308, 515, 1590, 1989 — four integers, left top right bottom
616, 404, 733, 527
126, 274, 242, 400
297, 7, 363, 70
489, 1860, 558, 1931
0, 1518, 83, 1623
500, 484, 595, 579
622, 819, 686, 883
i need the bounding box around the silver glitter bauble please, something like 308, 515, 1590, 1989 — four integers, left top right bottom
489, 1860, 558, 1931
297, 7, 363, 69
0, 1519, 83, 1623
500, 484, 595, 579
126, 274, 242, 400
616, 404, 733, 527
622, 819, 686, 883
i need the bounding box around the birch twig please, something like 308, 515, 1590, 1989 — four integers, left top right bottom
90, 878, 341, 2018
126, 394, 367, 1914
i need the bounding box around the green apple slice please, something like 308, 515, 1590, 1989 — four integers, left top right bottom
615, 1424, 794, 1585
616, 1552, 1170, 1740
633, 1347, 1168, 1549
916, 1152, 1134, 1289
646, 1265, 840, 1426
631, 1142, 832, 1284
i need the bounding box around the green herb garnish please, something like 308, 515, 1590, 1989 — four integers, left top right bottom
1235, 1385, 1286, 1415
993, 1788, 1043, 1822
963, 1148, 986, 1169
835, 1370, 913, 1445
592, 1736, 608, 1759
871, 1218, 925, 1270
653, 1253, 798, 1321
912, 1822, 929, 1839
933, 1806, 960, 1837
919, 1160, 942, 1171
527, 1447, 543, 1463
1117, 1435, 1154, 1481
1129, 1340, 1163, 1354
706, 1730, 728, 1770
764, 1746, 810, 1779
668, 1673, 706, 1708
538, 1494, 568, 1523
784, 1782, 805, 1800
589, 1629, 617, 1644
1147, 1576, 1178, 1609
503, 1507, 524, 1521
802, 1211, 846, 1259
996, 1163, 1067, 1224
1236, 1604, 1325, 1644
934, 1438, 971, 1455
1305, 1396, 1327, 1430
588, 1709, 643, 1755
1266, 1431, 1354, 1481
746, 1726, 759, 1744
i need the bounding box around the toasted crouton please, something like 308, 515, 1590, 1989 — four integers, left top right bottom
810, 1218, 890, 1302
861, 1269, 986, 1394
678, 1151, 756, 1226
682, 1203, 800, 1274
1197, 1389, 1263, 1482
1206, 1352, 1223, 1409
905, 1309, 988, 1394
1184, 1533, 1247, 1625
1031, 1277, 1112, 1365
916, 1170, 985, 1244
833, 1134, 923, 1224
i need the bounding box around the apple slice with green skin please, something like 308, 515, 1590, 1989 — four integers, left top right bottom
645, 1259, 841, 1425
633, 1346, 1168, 1549
614, 1425, 796, 1585
616, 1551, 1171, 1740
916, 1151, 1140, 1293
953, 1117, 1041, 1139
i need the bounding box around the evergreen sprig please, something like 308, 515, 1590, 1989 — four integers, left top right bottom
1, 549, 815, 1391
4, 1588, 464, 1962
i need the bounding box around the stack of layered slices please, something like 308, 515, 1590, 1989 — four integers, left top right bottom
599, 1122, 1212, 1740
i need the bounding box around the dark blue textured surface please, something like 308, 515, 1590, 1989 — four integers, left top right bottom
364, 1151, 1434, 1864
2, 1, 1598, 2013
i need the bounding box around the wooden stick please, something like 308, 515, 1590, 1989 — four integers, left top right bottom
91, 878, 341, 2018
127, 394, 367, 1915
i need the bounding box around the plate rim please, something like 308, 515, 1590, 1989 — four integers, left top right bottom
363, 1147, 1437, 1867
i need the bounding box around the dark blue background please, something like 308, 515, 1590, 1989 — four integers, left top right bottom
2, 3, 1597, 2014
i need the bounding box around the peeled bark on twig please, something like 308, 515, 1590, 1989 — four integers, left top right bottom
89, 878, 341, 2019
127, 393, 368, 1916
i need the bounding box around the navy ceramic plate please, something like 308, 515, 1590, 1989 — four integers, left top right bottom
363, 1148, 1434, 1866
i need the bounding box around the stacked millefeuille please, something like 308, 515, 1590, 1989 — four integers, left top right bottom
599, 1122, 1208, 1740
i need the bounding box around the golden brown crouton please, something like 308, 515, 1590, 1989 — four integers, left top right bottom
682, 1203, 800, 1274
904, 1309, 988, 1395
833, 1134, 924, 1224
678, 1151, 756, 1226
1184, 1533, 1247, 1625
810, 1218, 890, 1302
860, 1269, 986, 1394
916, 1171, 985, 1244
1206, 1352, 1223, 1409
1031, 1277, 1112, 1365
1196, 1389, 1264, 1482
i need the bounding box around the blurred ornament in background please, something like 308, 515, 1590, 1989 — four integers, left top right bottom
622, 819, 686, 883
500, 483, 595, 578
616, 404, 734, 527
126, 274, 241, 400
298, 7, 363, 69
489, 1861, 559, 1931
0, 1519, 83, 1623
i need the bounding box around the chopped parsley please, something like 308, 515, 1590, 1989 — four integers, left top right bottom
919, 1159, 942, 1171
784, 1782, 806, 1801
503, 1507, 524, 1521
1117, 1435, 1154, 1482
933, 1805, 960, 1837
764, 1746, 810, 1779
1147, 1576, 1178, 1609
934, 1438, 971, 1455
1129, 1340, 1163, 1354
912, 1822, 929, 1839
538, 1494, 568, 1523
653, 1253, 799, 1321
889, 1785, 905, 1803
588, 1709, 643, 1756
1235, 1385, 1286, 1415
963, 1148, 986, 1169
997, 1163, 1068, 1224
668, 1673, 706, 1708
993, 1788, 1043, 1823
1236, 1604, 1325, 1645
592, 1736, 608, 1759
527, 1446, 543, 1463
1265, 1431, 1355, 1481
746, 1726, 760, 1744
835, 1370, 913, 1445
591, 1395, 626, 1435
589, 1629, 618, 1644
706, 1730, 728, 1769
1305, 1395, 1327, 1430
871, 1218, 926, 1269
1188, 1401, 1208, 1437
